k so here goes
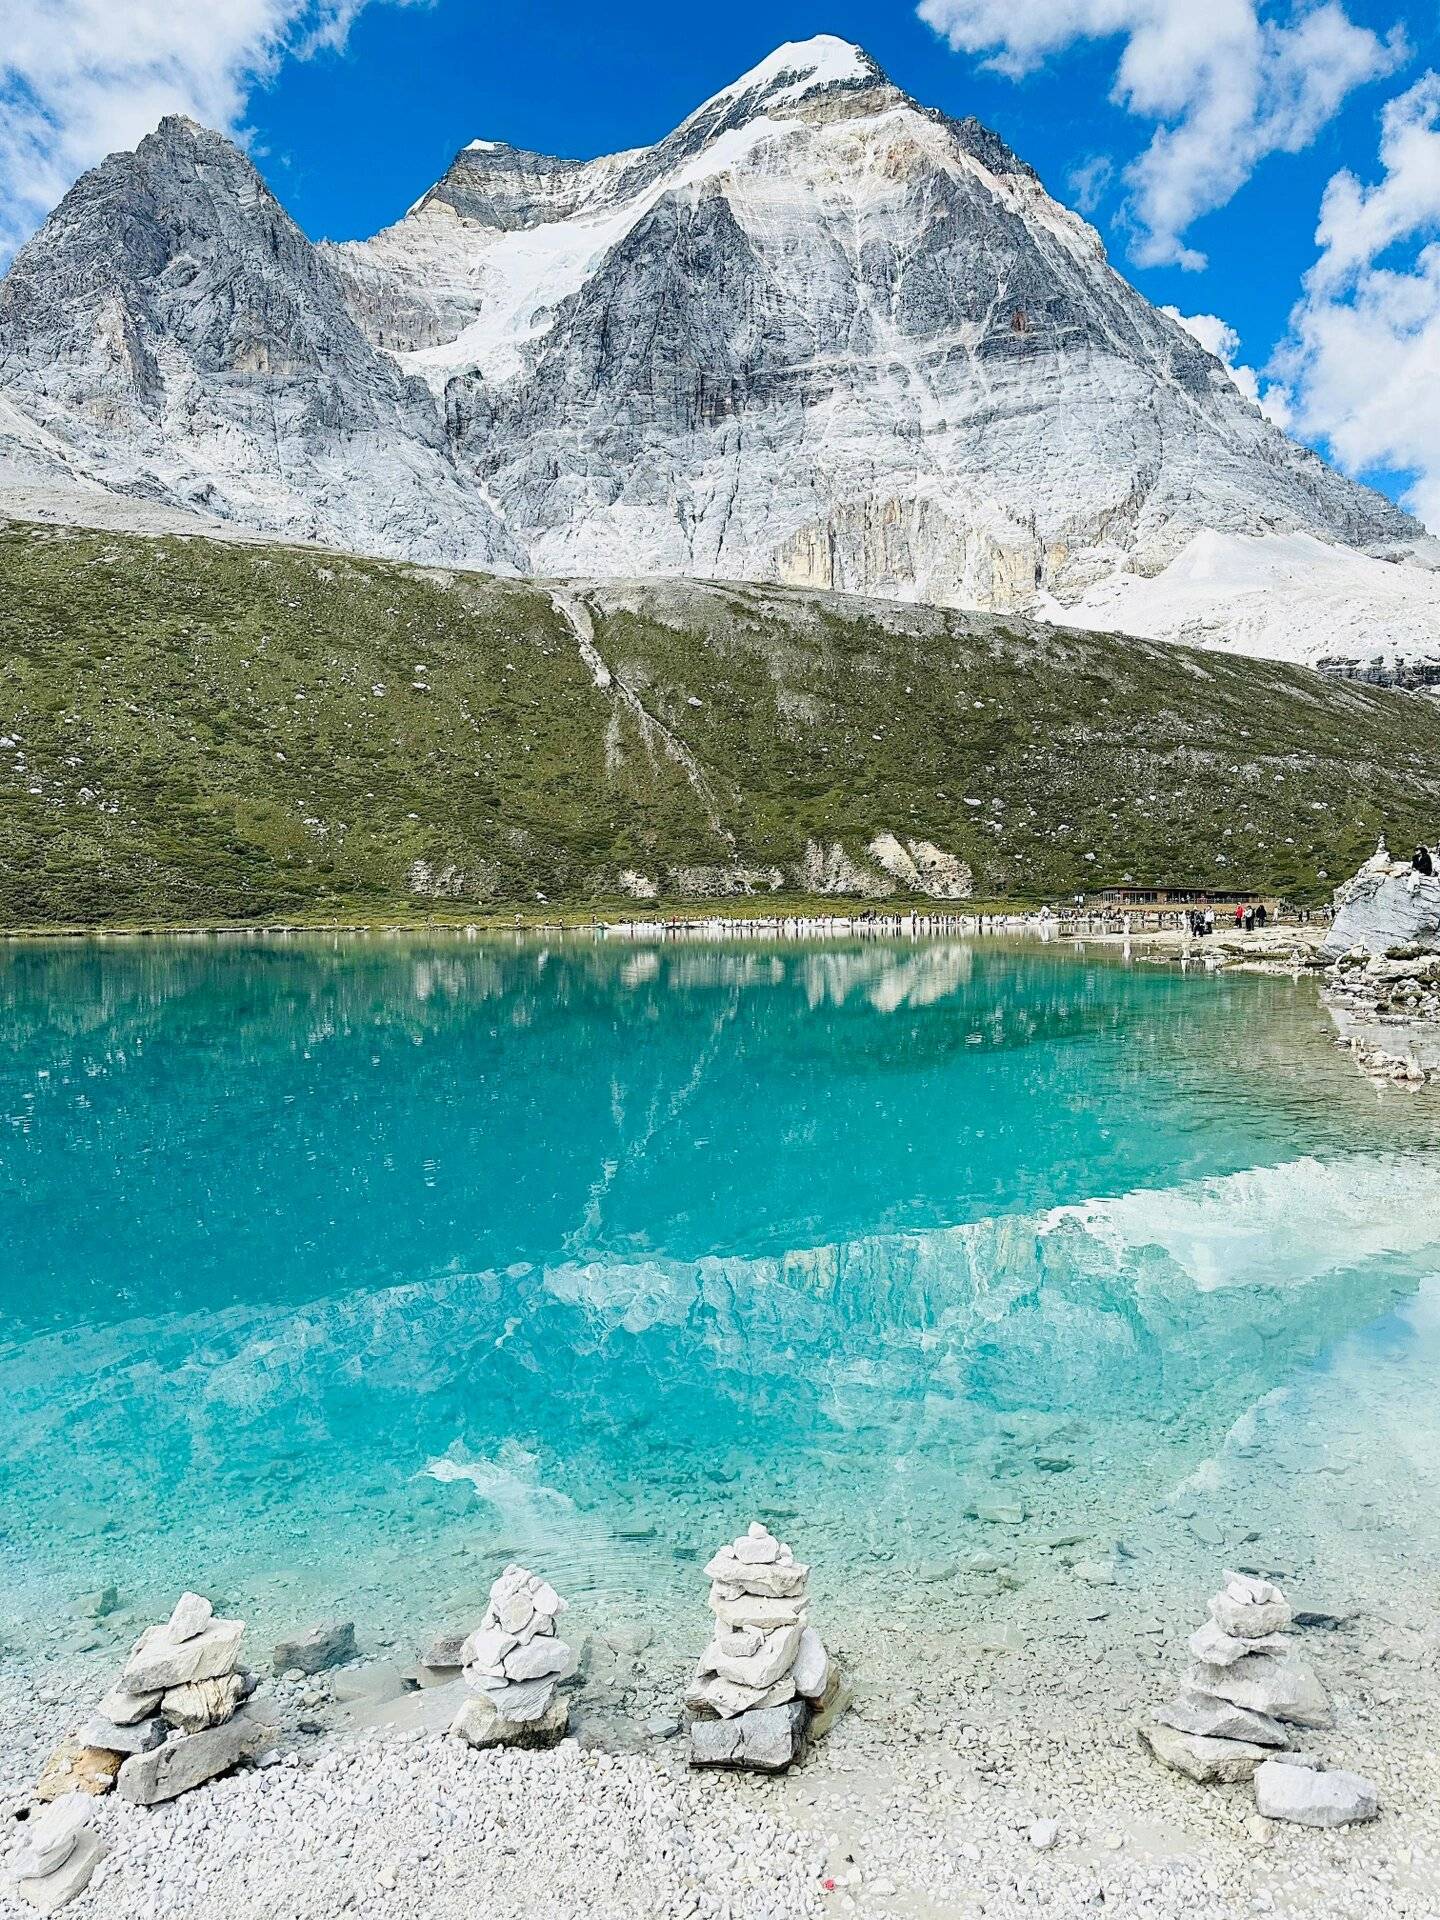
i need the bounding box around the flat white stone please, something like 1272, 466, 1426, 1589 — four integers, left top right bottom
80, 1711, 165, 1755
502, 1636, 572, 1682
165, 1592, 214, 1643
1155, 1688, 1289, 1748
16, 1827, 106, 1915
461, 1626, 517, 1673
702, 1553, 807, 1598
1188, 1619, 1290, 1667
709, 1590, 807, 1632
792, 1627, 830, 1702
10, 1796, 89, 1879
732, 1527, 780, 1565
706, 1621, 801, 1690
1255, 1762, 1379, 1828
1186, 1652, 1331, 1729
97, 1686, 163, 1726
1139, 1722, 1271, 1784
122, 1616, 244, 1693
496, 1592, 533, 1635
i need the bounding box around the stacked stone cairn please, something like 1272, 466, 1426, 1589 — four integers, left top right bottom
449, 1565, 576, 1750
686, 1522, 836, 1772
8, 1795, 107, 1916
85, 1592, 264, 1808
1142, 1570, 1379, 1826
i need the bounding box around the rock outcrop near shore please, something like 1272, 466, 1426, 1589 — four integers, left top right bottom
1323, 854, 1440, 960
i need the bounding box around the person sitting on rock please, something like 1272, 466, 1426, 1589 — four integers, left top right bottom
1414, 845, 1435, 876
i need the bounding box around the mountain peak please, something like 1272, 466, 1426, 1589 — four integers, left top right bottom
719, 36, 883, 97
691, 36, 888, 126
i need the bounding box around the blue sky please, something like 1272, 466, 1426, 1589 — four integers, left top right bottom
3, 1, 1439, 521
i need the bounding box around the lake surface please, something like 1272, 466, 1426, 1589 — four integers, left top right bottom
3, 934, 1440, 1688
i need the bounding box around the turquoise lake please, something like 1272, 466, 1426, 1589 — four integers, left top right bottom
4, 935, 1440, 1681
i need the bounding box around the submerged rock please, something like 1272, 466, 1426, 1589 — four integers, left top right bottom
271, 1620, 356, 1677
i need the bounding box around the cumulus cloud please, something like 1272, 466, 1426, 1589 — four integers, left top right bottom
0, 0, 400, 261
916, 0, 1406, 269
1268, 72, 1440, 532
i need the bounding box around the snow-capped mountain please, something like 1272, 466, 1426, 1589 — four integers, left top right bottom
1, 36, 1436, 668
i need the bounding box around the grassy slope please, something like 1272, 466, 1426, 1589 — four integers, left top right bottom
3, 518, 1439, 929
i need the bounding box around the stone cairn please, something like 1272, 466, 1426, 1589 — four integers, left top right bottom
450, 1564, 576, 1750
8, 1795, 107, 1916
1142, 1570, 1379, 1827
686, 1521, 836, 1772
80, 1593, 262, 1810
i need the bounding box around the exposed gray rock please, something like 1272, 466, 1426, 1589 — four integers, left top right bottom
449, 1688, 568, 1751
1323, 858, 1440, 960
271, 1621, 356, 1677
1255, 1762, 1380, 1828
1139, 1722, 1273, 1785
1185, 1652, 1331, 1730
1154, 1688, 1288, 1749
96, 1686, 162, 1727
689, 1700, 809, 1772
122, 1616, 244, 1693
115, 1707, 268, 1805
80, 1711, 166, 1755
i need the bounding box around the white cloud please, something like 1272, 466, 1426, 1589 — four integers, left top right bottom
1065, 153, 1114, 214
1162, 304, 1297, 426
0, 0, 399, 261
916, 0, 1406, 269
1269, 72, 1440, 531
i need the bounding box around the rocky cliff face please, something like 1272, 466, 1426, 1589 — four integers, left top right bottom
2, 38, 1436, 665
1324, 852, 1440, 958
0, 117, 515, 566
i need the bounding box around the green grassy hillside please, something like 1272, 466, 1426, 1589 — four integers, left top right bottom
3, 518, 1439, 929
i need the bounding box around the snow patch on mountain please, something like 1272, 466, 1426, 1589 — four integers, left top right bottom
1048, 530, 1440, 673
